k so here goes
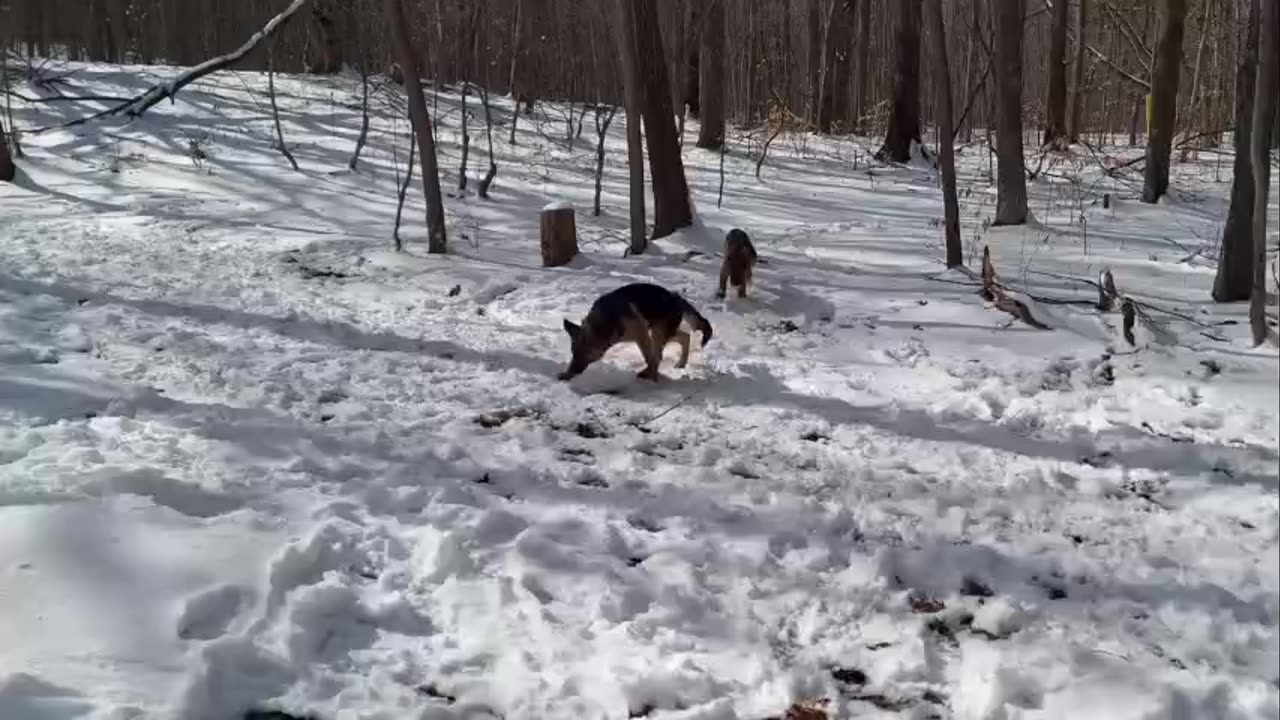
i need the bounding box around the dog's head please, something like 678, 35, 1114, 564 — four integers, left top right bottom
558, 318, 608, 380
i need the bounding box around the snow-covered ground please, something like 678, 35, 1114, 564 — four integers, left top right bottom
1, 63, 1277, 720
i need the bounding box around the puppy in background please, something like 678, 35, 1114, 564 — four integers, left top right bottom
718, 228, 758, 299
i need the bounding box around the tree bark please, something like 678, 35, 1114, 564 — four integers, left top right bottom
1140, 0, 1188, 204
617, 0, 648, 254
878, 0, 923, 162
697, 0, 726, 149
852, 0, 872, 133
385, 0, 448, 254
540, 207, 579, 267
0, 119, 15, 182
1067, 0, 1089, 142
926, 0, 963, 268
1249, 0, 1277, 345
818, 0, 855, 134
1213, 0, 1258, 303
683, 1, 701, 118
993, 0, 1029, 225
626, 0, 693, 240
1043, 0, 1070, 147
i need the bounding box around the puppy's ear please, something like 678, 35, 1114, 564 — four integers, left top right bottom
562, 319, 580, 338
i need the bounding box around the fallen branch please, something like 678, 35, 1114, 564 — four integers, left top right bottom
981, 246, 1052, 330
4, 90, 131, 104
29, 0, 308, 134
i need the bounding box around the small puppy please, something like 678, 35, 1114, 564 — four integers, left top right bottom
718, 228, 758, 299
559, 283, 713, 381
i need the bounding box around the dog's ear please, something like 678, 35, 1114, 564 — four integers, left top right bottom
562, 319, 580, 338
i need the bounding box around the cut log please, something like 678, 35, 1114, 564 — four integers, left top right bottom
540, 204, 578, 267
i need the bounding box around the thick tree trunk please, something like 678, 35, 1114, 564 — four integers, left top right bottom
993, 0, 1029, 225
1067, 0, 1089, 142
683, 1, 701, 118
627, 0, 693, 240
1213, 0, 1259, 303
308, 2, 343, 74
617, 0, 648, 254
926, 0, 963, 268
1140, 0, 1188, 204
1043, 0, 1070, 147
385, 0, 448, 254
0, 119, 15, 182
697, 0, 727, 149
878, 0, 923, 162
1249, 0, 1277, 345
818, 0, 855, 134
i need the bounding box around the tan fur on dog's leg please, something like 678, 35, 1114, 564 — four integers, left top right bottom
672, 330, 691, 368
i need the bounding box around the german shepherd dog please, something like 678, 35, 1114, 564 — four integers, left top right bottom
718, 228, 758, 299
559, 283, 713, 381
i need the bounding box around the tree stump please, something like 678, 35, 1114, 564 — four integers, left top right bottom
540, 204, 578, 267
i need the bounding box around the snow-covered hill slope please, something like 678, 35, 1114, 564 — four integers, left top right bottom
1, 63, 1276, 720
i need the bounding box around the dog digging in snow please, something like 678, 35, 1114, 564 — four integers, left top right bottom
558, 283, 713, 382
718, 228, 759, 299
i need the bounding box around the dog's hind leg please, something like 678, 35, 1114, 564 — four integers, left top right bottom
717, 263, 729, 299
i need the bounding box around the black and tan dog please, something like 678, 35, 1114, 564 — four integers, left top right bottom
559, 283, 713, 381
718, 228, 758, 299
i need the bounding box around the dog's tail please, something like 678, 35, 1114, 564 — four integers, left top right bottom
680, 298, 713, 346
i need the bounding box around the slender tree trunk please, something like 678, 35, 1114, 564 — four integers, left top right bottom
808, 0, 822, 126
385, 0, 447, 254
1067, 0, 1089, 142
627, 0, 694, 240
593, 106, 618, 216
267, 46, 299, 171
1249, 0, 1277, 345
1141, 0, 1188, 204
926, 0, 963, 268
878, 0, 923, 162
617, 0, 648, 254
349, 67, 371, 171
852, 0, 872, 133
993, 0, 1029, 225
1043, 0, 1070, 147
478, 84, 499, 199
1213, 0, 1259, 303
697, 0, 727, 148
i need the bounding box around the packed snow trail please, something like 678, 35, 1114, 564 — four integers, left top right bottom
1, 65, 1277, 720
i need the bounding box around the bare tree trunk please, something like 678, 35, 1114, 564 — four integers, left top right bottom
267, 45, 299, 171
617, 0, 648, 254
478, 84, 499, 199
1043, 0, 1070, 147
1249, 0, 1277, 345
697, 0, 726, 149
393, 130, 416, 253
593, 105, 619, 216
1067, 0, 1088, 142
1213, 0, 1258, 303
683, 1, 701, 118
1141, 0, 1188, 204
307, 1, 343, 73
349, 67, 371, 171
926, 0, 963, 268
852, 0, 872, 133
385, 0, 447, 254
878, 0, 923, 162
507, 0, 525, 145
0, 119, 15, 182
458, 83, 471, 194
993, 0, 1029, 225
627, 0, 694, 240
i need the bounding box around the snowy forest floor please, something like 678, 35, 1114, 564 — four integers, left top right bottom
1, 63, 1278, 720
